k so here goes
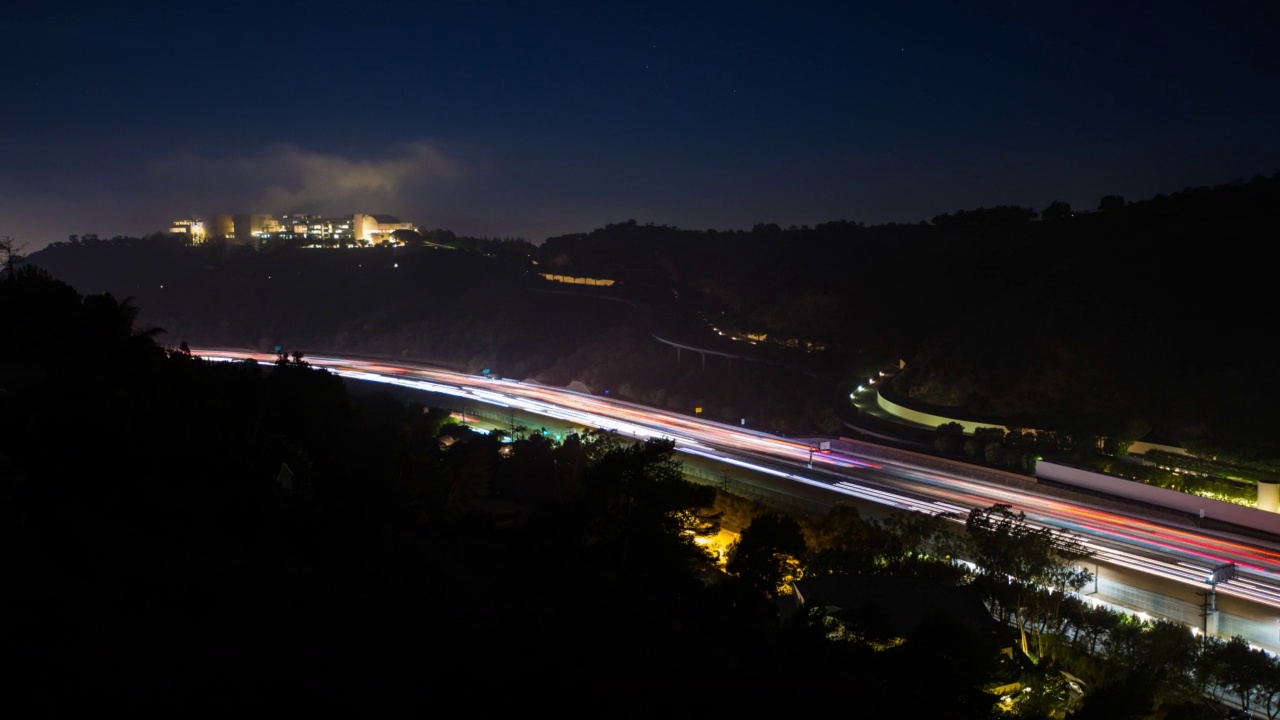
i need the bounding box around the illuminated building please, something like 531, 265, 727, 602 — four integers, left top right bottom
353, 214, 416, 245
207, 214, 235, 242
168, 218, 207, 244
166, 213, 418, 247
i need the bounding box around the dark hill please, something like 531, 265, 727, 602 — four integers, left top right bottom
24, 172, 1280, 451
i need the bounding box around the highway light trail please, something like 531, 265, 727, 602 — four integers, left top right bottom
200, 350, 1280, 611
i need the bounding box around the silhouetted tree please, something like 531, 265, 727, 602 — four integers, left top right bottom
1099, 194, 1126, 212
965, 504, 1092, 657
1042, 200, 1073, 221
1, 236, 26, 280
1212, 635, 1273, 714
577, 438, 718, 581
935, 421, 966, 454
728, 512, 807, 596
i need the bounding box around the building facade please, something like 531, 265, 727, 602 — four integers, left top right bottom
168, 213, 418, 247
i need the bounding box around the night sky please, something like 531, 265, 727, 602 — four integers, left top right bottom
4, 0, 1278, 252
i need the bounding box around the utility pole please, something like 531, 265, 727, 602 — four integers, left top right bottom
1197, 588, 1216, 640
1198, 562, 1237, 641
807, 440, 830, 469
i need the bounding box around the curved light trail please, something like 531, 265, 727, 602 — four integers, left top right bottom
198, 350, 1280, 614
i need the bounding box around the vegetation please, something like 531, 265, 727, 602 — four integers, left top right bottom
1144, 449, 1280, 486
10, 265, 1271, 717
726, 512, 807, 596
1087, 453, 1258, 506
28, 173, 1280, 461
0, 267, 993, 714
11, 172, 1280, 714
927, 419, 1268, 506
965, 504, 1093, 659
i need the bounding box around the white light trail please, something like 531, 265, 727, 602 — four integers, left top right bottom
196, 349, 1280, 611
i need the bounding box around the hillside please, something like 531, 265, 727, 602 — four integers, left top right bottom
25, 238, 843, 435
24, 172, 1280, 453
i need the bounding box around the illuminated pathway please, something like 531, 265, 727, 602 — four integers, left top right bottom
200, 350, 1280, 645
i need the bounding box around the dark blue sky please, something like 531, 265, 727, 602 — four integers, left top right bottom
4, 0, 1278, 250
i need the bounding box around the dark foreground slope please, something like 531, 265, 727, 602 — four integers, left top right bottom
2, 268, 1008, 717
27, 238, 844, 434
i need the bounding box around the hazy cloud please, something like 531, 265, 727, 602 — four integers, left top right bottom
139, 142, 462, 217
1, 142, 472, 251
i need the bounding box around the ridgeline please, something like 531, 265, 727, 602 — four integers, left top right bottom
24, 172, 1280, 457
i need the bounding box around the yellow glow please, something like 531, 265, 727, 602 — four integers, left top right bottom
539, 273, 616, 287
694, 529, 738, 568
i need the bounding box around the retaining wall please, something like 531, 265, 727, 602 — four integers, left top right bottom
1037, 461, 1280, 535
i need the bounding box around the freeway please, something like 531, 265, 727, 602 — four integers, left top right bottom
198, 349, 1280, 639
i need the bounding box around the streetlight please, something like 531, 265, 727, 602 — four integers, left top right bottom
808, 440, 831, 468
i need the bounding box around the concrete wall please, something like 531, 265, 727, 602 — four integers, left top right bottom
875, 391, 1016, 435
1259, 481, 1280, 513
1127, 441, 1189, 457
353, 213, 373, 243
1037, 461, 1280, 534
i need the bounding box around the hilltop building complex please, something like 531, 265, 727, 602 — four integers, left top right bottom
169, 213, 417, 247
